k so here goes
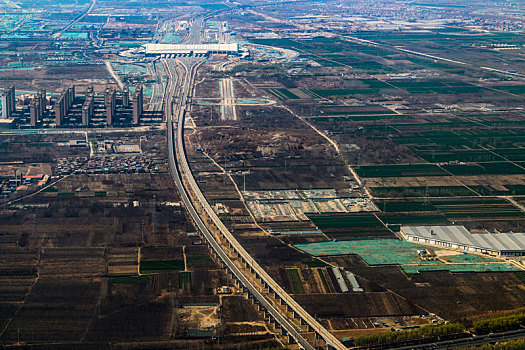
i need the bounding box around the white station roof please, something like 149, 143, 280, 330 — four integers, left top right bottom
401, 225, 525, 252
145, 43, 239, 54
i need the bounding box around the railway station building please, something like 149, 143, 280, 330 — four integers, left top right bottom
144, 43, 239, 57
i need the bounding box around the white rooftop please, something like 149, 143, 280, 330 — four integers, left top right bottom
145, 43, 239, 54
401, 225, 525, 252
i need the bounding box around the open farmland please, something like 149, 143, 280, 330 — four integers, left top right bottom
3, 0, 525, 347
250, 35, 525, 239
188, 31, 525, 337
0, 133, 273, 348
308, 213, 395, 239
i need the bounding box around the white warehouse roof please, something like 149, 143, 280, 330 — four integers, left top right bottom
145, 43, 239, 54
401, 225, 525, 253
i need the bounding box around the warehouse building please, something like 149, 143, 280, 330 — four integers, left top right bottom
401, 225, 525, 257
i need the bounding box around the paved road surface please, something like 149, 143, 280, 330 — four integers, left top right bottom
163, 16, 347, 350
53, 0, 97, 38
220, 78, 237, 120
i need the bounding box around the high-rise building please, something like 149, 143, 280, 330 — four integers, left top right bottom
82, 104, 90, 126
35, 95, 41, 120
9, 86, 15, 112
64, 88, 70, 109
1, 86, 15, 119
29, 101, 38, 127
105, 87, 116, 125
132, 85, 143, 124
55, 96, 64, 126
40, 89, 46, 113
1, 91, 9, 119
68, 86, 75, 107
137, 85, 143, 113
123, 86, 130, 107
82, 95, 94, 126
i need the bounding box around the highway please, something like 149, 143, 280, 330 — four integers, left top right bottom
220, 77, 237, 120
53, 0, 97, 39
105, 60, 124, 90
164, 56, 314, 349
344, 35, 525, 80
163, 16, 347, 350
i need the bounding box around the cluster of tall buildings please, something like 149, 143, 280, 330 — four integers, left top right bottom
29, 90, 46, 126
1, 84, 146, 128
54, 86, 75, 126
1, 86, 16, 119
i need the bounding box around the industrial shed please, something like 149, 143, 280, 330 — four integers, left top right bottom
401, 225, 525, 257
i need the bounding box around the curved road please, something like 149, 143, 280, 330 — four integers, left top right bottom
165, 56, 313, 349
164, 16, 346, 350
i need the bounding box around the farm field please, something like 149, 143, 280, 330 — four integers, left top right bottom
192, 16, 525, 344
5, 0, 525, 346
308, 213, 395, 239
356, 164, 449, 178
250, 35, 525, 238
0, 132, 273, 348
286, 268, 305, 294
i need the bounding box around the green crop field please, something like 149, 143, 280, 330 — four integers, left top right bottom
416, 150, 501, 163
376, 201, 438, 212
432, 199, 525, 219
276, 88, 300, 99
494, 148, 525, 161
356, 164, 449, 178
140, 259, 185, 272
308, 213, 393, 239
375, 198, 524, 225
504, 184, 525, 195
311, 89, 380, 97
309, 213, 382, 230
186, 255, 215, 268
266, 88, 300, 99
360, 79, 394, 89
442, 162, 525, 175
302, 259, 327, 268
57, 192, 75, 197
310, 114, 408, 122
317, 268, 330, 293
493, 85, 525, 94
309, 114, 408, 122
286, 268, 305, 294
319, 108, 394, 115
379, 214, 449, 225
321, 110, 396, 116
370, 186, 476, 198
